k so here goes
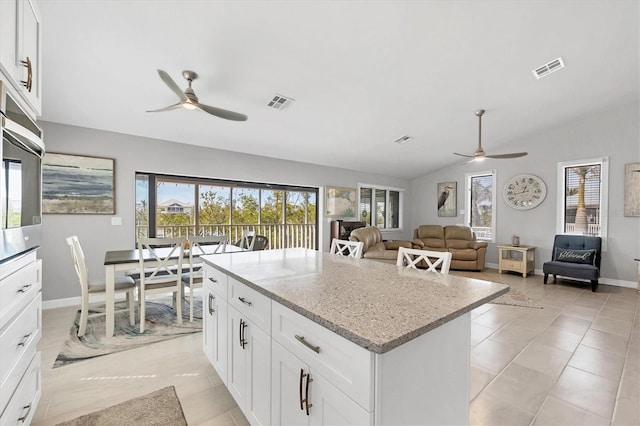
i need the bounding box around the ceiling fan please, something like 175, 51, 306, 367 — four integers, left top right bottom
454, 109, 526, 160
147, 69, 248, 121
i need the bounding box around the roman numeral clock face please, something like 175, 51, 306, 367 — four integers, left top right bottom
503, 174, 547, 210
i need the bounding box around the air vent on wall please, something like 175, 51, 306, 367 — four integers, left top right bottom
267, 94, 295, 110
394, 135, 414, 144
533, 57, 565, 79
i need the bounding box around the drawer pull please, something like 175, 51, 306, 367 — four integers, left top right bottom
18, 403, 32, 422
208, 293, 215, 314
17, 284, 32, 293
208, 277, 218, 283
295, 335, 320, 354
17, 333, 32, 347
238, 296, 252, 306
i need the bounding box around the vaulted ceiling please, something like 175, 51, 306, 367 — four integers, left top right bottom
38, 1, 639, 179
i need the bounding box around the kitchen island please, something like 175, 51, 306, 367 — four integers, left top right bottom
201, 248, 508, 425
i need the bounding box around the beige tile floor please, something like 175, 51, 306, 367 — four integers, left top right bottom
32, 269, 639, 426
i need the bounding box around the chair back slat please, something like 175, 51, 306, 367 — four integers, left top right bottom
396, 247, 452, 275
330, 238, 364, 258
137, 237, 186, 284
66, 235, 90, 295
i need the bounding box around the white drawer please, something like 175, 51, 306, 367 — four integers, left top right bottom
0, 352, 41, 426
271, 302, 374, 411
228, 278, 271, 334
203, 264, 228, 300
0, 293, 41, 411
0, 258, 42, 331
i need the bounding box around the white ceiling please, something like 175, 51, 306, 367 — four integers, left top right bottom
37, 1, 639, 180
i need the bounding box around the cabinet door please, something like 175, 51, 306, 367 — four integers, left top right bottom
227, 305, 247, 408
272, 341, 309, 426
309, 371, 372, 426
245, 321, 271, 425
0, 0, 20, 81
19, 0, 41, 114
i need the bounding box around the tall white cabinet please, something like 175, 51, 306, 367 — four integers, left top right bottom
0, 250, 42, 426
0, 0, 42, 117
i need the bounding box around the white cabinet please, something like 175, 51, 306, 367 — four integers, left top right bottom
0, 250, 42, 424
0, 0, 42, 117
202, 272, 227, 384
272, 340, 372, 426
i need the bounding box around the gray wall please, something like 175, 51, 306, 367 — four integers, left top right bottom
409, 102, 640, 285
39, 122, 411, 302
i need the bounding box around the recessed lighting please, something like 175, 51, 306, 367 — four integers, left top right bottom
267, 94, 295, 110
394, 135, 414, 144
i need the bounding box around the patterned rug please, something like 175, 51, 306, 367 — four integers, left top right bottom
56, 386, 187, 426
54, 294, 202, 368
490, 289, 543, 309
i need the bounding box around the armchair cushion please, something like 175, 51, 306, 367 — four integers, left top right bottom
554, 248, 596, 265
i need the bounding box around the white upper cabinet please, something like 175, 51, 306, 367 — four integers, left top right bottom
0, 0, 42, 117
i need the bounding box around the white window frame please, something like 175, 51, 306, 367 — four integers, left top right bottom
357, 183, 404, 231
464, 170, 496, 243
556, 157, 609, 250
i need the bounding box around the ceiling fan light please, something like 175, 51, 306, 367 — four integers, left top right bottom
182, 102, 197, 110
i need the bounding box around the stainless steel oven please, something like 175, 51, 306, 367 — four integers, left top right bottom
1, 80, 44, 263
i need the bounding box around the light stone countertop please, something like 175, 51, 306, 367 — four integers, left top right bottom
202, 248, 509, 354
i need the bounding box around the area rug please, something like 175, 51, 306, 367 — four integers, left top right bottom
490, 289, 543, 309
54, 295, 202, 368
56, 386, 187, 426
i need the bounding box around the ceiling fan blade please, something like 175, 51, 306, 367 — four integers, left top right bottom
484, 152, 528, 159
146, 102, 182, 113
453, 152, 477, 158
195, 102, 248, 121
157, 69, 188, 103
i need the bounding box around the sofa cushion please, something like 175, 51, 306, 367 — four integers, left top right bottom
448, 248, 478, 261
384, 240, 412, 250
444, 226, 474, 249
415, 225, 446, 248
554, 248, 596, 265
363, 250, 399, 261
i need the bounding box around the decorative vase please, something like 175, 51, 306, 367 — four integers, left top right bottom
512, 235, 520, 247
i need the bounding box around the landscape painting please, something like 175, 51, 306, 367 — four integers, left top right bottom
43, 153, 115, 214
325, 186, 357, 218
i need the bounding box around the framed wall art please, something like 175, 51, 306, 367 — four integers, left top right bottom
437, 181, 457, 217
325, 186, 357, 218
43, 153, 115, 214
624, 162, 640, 217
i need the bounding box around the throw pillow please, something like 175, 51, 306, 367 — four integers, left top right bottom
555, 248, 596, 265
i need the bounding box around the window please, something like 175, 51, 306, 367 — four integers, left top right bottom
135, 172, 318, 249
556, 157, 609, 247
465, 170, 496, 242
358, 184, 403, 230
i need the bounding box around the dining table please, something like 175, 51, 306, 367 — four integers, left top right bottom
103, 243, 245, 338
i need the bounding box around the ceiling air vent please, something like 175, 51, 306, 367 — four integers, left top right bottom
533, 57, 565, 79
267, 94, 295, 110
394, 135, 414, 144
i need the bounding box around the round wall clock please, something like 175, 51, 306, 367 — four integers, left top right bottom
503, 174, 547, 210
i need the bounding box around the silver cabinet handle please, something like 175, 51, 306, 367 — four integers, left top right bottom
295, 335, 320, 354
17, 284, 32, 293
238, 296, 252, 306
18, 403, 32, 423
17, 333, 32, 347
208, 293, 215, 314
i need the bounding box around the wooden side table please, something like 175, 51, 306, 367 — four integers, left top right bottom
498, 245, 536, 277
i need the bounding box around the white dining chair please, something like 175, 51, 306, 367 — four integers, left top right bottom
330, 238, 364, 258
66, 235, 136, 337
136, 237, 186, 332
181, 235, 229, 322
396, 247, 453, 275
236, 230, 256, 251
